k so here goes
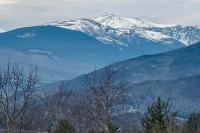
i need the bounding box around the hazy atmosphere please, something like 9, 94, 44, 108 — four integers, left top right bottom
0, 0, 200, 30
0, 0, 200, 133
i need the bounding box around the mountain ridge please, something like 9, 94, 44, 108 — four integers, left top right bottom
48, 14, 200, 46
57, 42, 200, 113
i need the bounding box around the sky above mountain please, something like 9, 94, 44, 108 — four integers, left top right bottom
0, 0, 200, 30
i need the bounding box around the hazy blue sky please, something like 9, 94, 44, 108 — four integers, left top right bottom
0, 0, 200, 30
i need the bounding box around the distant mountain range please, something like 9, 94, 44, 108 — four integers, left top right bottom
61, 43, 200, 114
0, 14, 200, 82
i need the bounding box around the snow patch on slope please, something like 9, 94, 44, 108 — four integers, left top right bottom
136, 30, 172, 42
47, 19, 104, 35
112, 105, 140, 116
28, 49, 54, 56
0, 48, 94, 83
17, 32, 36, 38
96, 37, 128, 46
48, 19, 130, 46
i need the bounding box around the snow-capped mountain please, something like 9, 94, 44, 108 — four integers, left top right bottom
49, 14, 200, 46
0, 15, 199, 83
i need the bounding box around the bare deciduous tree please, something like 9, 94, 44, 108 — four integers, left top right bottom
0, 63, 38, 133
85, 66, 128, 132
40, 82, 72, 133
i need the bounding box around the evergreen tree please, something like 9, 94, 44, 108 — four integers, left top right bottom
54, 119, 75, 133
141, 97, 174, 133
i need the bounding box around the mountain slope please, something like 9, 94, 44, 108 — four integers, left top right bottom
128, 74, 200, 113
61, 42, 200, 113
0, 26, 126, 82
65, 42, 200, 85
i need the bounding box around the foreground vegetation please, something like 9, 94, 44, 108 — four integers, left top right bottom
0, 63, 199, 133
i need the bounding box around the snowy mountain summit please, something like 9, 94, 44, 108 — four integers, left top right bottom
49, 14, 200, 46
94, 14, 174, 29
0, 28, 5, 33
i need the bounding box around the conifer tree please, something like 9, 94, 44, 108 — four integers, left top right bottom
141, 97, 174, 133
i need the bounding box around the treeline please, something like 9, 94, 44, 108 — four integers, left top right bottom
0, 63, 199, 133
